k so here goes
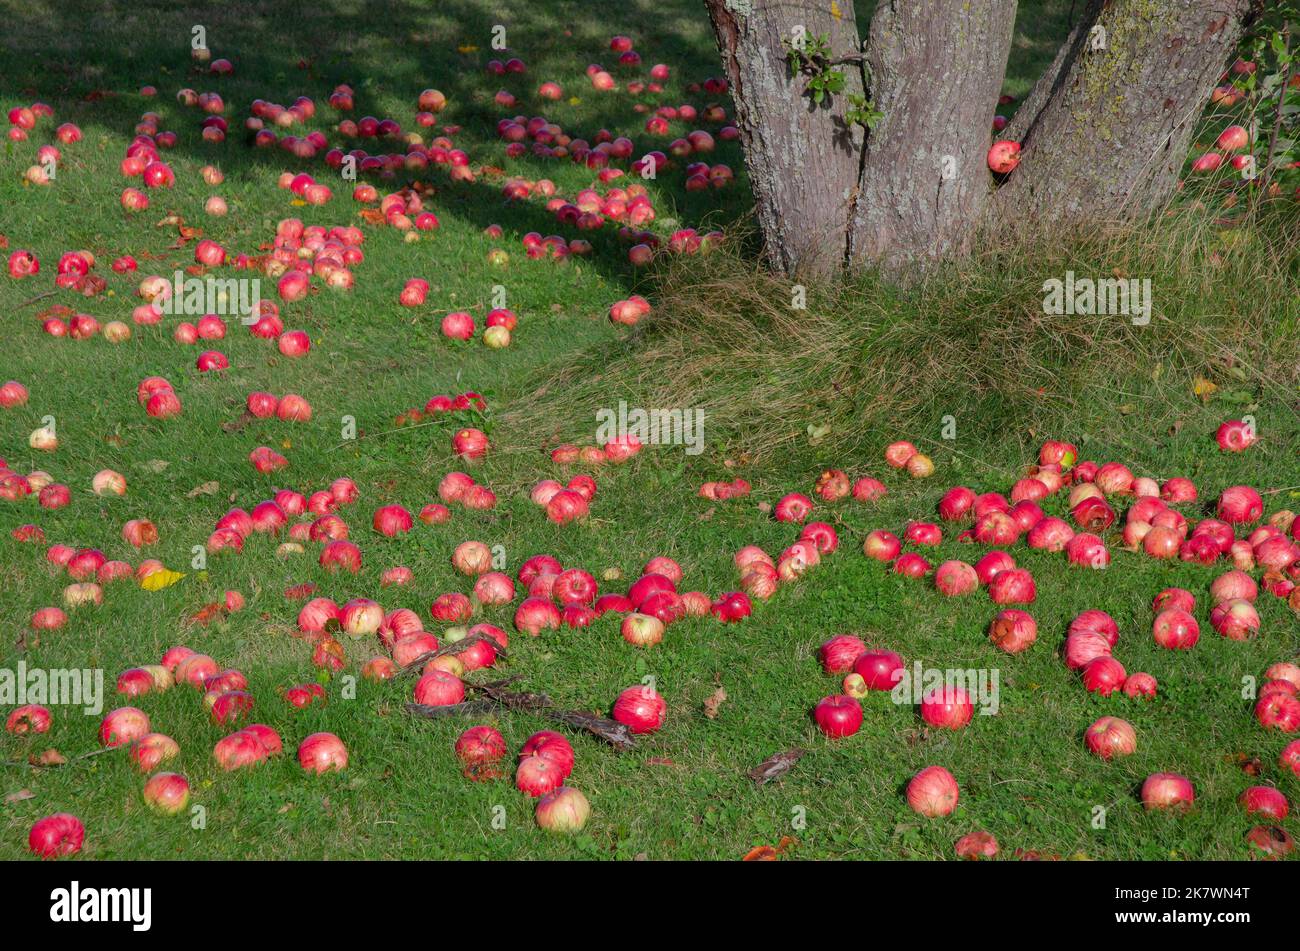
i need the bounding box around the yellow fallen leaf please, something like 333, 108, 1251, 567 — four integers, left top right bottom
458, 44, 479, 53
1193, 377, 1218, 401
290, 199, 307, 206
567, 97, 582, 106
831, 1, 843, 19
140, 569, 185, 591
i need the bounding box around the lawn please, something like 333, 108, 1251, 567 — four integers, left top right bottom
1, 0, 1298, 861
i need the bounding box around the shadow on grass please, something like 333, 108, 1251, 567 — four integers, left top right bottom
0, 0, 1084, 313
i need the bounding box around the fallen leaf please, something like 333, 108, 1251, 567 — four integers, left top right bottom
31, 749, 66, 766
186, 481, 219, 497
5, 789, 35, 803
141, 569, 185, 591
748, 747, 805, 784
187, 602, 226, 625
702, 685, 727, 719
1193, 376, 1219, 401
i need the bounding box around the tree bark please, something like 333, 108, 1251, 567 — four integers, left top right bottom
990, 0, 1258, 226
703, 0, 865, 276
705, 0, 1260, 276
847, 0, 1018, 271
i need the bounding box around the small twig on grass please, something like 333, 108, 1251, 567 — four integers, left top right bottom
544, 710, 635, 750
406, 700, 501, 718
17, 290, 58, 309
398, 633, 509, 677
404, 678, 636, 750
3, 746, 117, 769
1262, 27, 1294, 194
1262, 485, 1300, 496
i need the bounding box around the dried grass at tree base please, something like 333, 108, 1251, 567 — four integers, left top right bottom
505, 209, 1298, 464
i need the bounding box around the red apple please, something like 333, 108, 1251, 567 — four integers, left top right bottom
819, 635, 867, 674
854, 650, 905, 690
142, 772, 191, 814
1152, 609, 1199, 649
456, 725, 507, 765
28, 813, 84, 858
100, 706, 150, 747
988, 609, 1037, 653
297, 732, 348, 773
1239, 786, 1289, 819
814, 694, 863, 738
920, 686, 973, 729
516, 754, 565, 797
1085, 716, 1137, 760
1140, 772, 1195, 811
414, 670, 465, 706
907, 766, 960, 817
1081, 656, 1127, 696
612, 685, 666, 734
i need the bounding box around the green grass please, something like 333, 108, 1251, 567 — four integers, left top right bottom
2, 0, 1299, 860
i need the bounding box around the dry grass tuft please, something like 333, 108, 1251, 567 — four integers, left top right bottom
504, 209, 1299, 464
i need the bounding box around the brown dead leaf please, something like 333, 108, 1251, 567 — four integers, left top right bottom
187, 481, 220, 498
31, 749, 66, 766
187, 603, 226, 626
747, 747, 805, 785
702, 685, 727, 719
221, 412, 253, 433
5, 789, 35, 803
1224, 751, 1264, 775
1014, 848, 1060, 861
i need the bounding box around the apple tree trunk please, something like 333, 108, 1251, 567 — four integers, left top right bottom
847, 0, 1018, 271
990, 0, 1260, 225
705, 0, 1261, 277
702, 0, 866, 276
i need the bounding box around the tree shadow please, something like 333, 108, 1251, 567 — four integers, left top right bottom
0, 0, 752, 292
